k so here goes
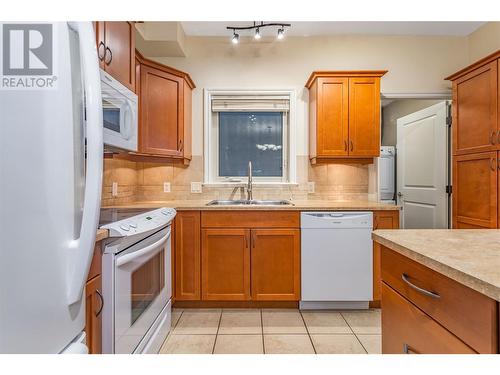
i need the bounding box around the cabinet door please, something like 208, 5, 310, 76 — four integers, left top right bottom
381, 283, 475, 354
85, 275, 103, 354
251, 229, 300, 301
139, 64, 183, 156
348, 77, 381, 157
316, 77, 349, 156
201, 229, 251, 301
103, 22, 135, 91
453, 152, 497, 228
452, 61, 497, 155
174, 211, 201, 300
372, 210, 399, 306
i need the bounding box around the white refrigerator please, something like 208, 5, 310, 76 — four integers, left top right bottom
0, 22, 103, 353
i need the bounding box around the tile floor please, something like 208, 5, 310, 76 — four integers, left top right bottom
159, 308, 381, 354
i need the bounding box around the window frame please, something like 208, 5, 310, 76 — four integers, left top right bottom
204, 89, 297, 186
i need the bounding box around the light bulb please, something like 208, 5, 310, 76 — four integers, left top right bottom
254, 28, 261, 40
231, 32, 239, 44
277, 28, 284, 40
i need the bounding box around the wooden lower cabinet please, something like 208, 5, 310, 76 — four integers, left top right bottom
85, 275, 103, 354
381, 283, 476, 354
201, 229, 251, 301
372, 210, 400, 306
174, 211, 201, 300
251, 229, 300, 301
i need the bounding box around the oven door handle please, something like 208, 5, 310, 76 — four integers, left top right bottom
116, 228, 171, 267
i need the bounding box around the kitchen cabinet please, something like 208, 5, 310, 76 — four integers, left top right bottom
85, 241, 104, 354
381, 246, 498, 354
135, 52, 195, 162
201, 229, 251, 301
85, 274, 103, 355
306, 71, 387, 163
174, 211, 201, 301
251, 229, 300, 301
446, 51, 500, 229
371, 209, 399, 307
453, 152, 497, 228
95, 22, 135, 91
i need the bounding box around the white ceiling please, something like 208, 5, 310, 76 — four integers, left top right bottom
181, 21, 486, 37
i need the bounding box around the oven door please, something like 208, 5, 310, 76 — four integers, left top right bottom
101, 70, 138, 152
114, 227, 171, 354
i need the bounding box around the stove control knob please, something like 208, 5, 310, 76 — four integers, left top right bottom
161, 209, 170, 215
129, 223, 138, 229
120, 224, 130, 231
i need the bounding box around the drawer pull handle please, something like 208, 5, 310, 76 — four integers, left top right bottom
401, 273, 440, 299
95, 289, 104, 317
403, 343, 419, 354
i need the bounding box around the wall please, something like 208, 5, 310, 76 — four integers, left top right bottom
381, 99, 442, 146
467, 22, 500, 63
103, 32, 476, 206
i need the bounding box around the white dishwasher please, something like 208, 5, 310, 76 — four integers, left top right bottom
300, 212, 373, 310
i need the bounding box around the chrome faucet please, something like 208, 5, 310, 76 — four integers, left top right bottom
246, 160, 253, 201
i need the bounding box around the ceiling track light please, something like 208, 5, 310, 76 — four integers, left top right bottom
231, 29, 239, 44
226, 22, 291, 43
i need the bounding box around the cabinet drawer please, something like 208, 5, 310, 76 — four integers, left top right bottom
381, 247, 498, 353
201, 211, 300, 228
381, 283, 475, 354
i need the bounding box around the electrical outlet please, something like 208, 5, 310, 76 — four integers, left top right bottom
191, 182, 202, 194
163, 182, 171, 193
112, 182, 118, 197
307, 181, 315, 194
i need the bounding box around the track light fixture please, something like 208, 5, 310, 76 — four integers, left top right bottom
231, 30, 239, 44
226, 22, 291, 43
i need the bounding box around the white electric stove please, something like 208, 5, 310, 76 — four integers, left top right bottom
99, 207, 176, 354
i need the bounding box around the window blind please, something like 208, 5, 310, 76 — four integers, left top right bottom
211, 96, 290, 112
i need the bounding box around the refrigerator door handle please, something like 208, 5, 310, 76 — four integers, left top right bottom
67, 22, 103, 305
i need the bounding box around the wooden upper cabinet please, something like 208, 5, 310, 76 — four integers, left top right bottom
348, 77, 381, 157
453, 152, 498, 228
174, 211, 201, 301
447, 59, 498, 156
312, 77, 349, 156
251, 229, 300, 301
201, 229, 251, 301
136, 53, 195, 161
306, 71, 386, 163
95, 22, 135, 91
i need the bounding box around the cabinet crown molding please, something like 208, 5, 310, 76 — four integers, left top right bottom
445, 49, 500, 81
305, 70, 388, 88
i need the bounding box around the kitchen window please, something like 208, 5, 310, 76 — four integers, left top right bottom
204, 90, 296, 184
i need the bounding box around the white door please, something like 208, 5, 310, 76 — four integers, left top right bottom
396, 101, 449, 229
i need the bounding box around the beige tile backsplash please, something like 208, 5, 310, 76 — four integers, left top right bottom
102, 155, 371, 206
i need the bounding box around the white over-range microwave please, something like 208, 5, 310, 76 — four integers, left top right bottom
101, 70, 138, 152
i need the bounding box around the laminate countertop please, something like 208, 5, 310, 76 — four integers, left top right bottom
101, 199, 400, 211
95, 228, 108, 242
372, 229, 500, 302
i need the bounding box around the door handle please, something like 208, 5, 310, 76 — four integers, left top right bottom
497, 159, 500, 170
491, 158, 496, 171
497, 130, 500, 145
252, 231, 256, 248
403, 343, 418, 354
97, 41, 105, 61
491, 131, 497, 145
95, 289, 104, 317
105, 47, 113, 65
344, 140, 348, 152
245, 234, 249, 249
350, 140, 353, 152
179, 139, 183, 152
401, 273, 440, 299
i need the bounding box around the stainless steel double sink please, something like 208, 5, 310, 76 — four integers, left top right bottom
206, 199, 293, 206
